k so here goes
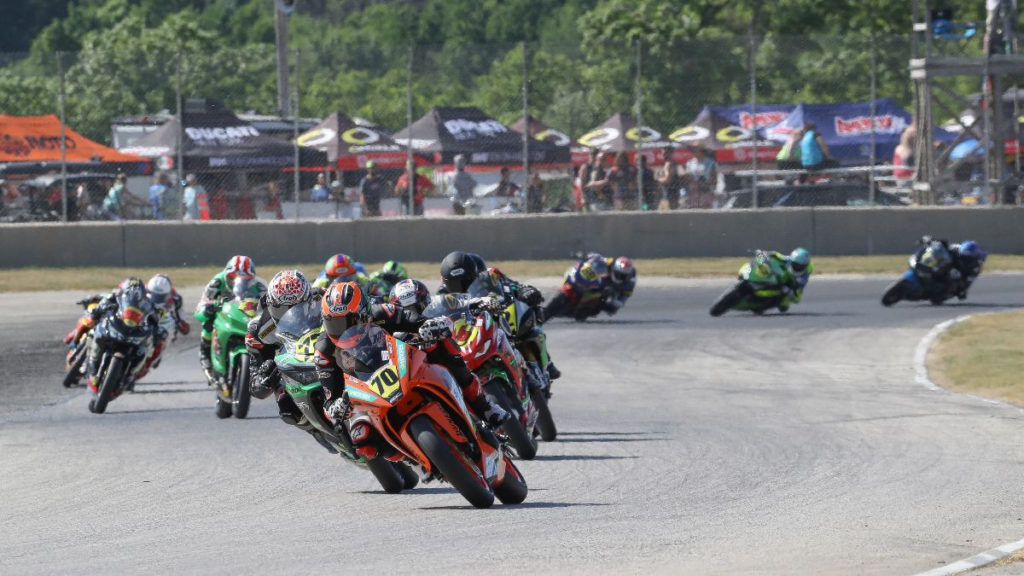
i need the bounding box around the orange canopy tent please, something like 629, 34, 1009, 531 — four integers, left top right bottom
0, 114, 147, 165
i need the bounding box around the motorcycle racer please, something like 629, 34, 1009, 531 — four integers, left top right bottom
196, 256, 263, 384
244, 269, 337, 453
315, 282, 510, 457
133, 274, 191, 382
312, 253, 368, 290
543, 252, 609, 321
949, 240, 986, 299
85, 278, 163, 390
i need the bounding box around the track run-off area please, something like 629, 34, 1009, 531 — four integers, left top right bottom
2, 275, 1023, 575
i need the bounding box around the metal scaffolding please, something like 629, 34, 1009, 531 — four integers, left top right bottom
911, 0, 1022, 205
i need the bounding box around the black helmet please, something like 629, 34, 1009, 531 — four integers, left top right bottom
440, 251, 480, 293
467, 252, 487, 274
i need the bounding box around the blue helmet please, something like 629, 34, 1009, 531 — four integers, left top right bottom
959, 241, 986, 261
789, 247, 811, 273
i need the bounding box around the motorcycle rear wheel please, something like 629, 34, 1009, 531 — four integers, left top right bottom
410, 415, 494, 508
90, 356, 124, 414
367, 458, 407, 494
493, 459, 528, 505
710, 285, 746, 317
231, 354, 251, 419
485, 380, 536, 460
531, 388, 557, 442
881, 279, 907, 307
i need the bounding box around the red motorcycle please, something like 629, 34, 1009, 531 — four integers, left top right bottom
422, 293, 540, 460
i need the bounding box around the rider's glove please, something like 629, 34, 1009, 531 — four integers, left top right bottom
176, 318, 191, 336
418, 316, 454, 342
324, 391, 351, 421
245, 332, 264, 351
468, 296, 502, 314
518, 285, 543, 307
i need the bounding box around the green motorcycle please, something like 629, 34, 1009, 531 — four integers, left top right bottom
273, 299, 418, 494
709, 251, 791, 316
208, 277, 263, 419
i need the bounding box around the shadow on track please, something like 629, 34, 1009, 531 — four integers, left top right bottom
418, 501, 609, 511
99, 406, 210, 416
532, 454, 639, 462
554, 436, 667, 443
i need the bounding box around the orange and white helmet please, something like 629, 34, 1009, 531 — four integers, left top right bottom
323, 253, 358, 281
321, 281, 369, 343
224, 255, 255, 281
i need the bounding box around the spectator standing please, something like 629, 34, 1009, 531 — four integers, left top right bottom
776, 128, 804, 171
799, 122, 837, 182
266, 180, 284, 219
657, 149, 684, 210
358, 161, 387, 218
684, 146, 717, 209
311, 172, 330, 202
182, 173, 209, 221
102, 173, 134, 221
592, 151, 637, 211
637, 155, 657, 211
451, 154, 477, 215
148, 172, 171, 220
494, 166, 521, 199
892, 125, 916, 182
581, 150, 609, 210
525, 169, 546, 213
394, 161, 433, 216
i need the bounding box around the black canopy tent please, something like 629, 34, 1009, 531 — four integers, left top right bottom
121, 98, 325, 172
393, 106, 570, 168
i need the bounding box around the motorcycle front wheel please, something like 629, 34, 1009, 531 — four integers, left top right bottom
410, 415, 494, 508
90, 356, 124, 414
231, 354, 251, 419
881, 279, 908, 307
531, 388, 557, 442
710, 284, 746, 317
63, 342, 88, 388
367, 457, 407, 494
485, 380, 536, 460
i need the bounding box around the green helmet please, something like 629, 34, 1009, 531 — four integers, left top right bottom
380, 260, 408, 281
789, 247, 811, 272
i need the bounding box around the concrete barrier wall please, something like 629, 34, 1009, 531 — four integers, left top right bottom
2, 207, 1021, 268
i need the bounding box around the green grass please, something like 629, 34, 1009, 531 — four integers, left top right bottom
4, 255, 1024, 293
927, 310, 1024, 408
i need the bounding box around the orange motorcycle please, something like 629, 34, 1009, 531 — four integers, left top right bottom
338, 323, 528, 509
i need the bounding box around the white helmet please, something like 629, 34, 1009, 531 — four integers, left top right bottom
146, 274, 173, 306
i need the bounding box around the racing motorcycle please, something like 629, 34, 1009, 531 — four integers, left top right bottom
710, 251, 792, 316
881, 244, 981, 306
63, 296, 102, 388
339, 322, 528, 508
273, 299, 418, 494
468, 274, 557, 442
543, 256, 615, 322
210, 277, 260, 419
423, 291, 540, 460
87, 291, 155, 414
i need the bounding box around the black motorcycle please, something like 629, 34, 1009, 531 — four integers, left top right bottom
87, 294, 155, 414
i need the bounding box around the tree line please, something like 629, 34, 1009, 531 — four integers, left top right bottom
0, 0, 997, 144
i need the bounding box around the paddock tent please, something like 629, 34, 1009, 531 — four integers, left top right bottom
576, 112, 673, 163
0, 114, 148, 170
394, 106, 570, 167
120, 98, 325, 171
667, 107, 780, 163
706, 104, 796, 133
296, 112, 415, 169
764, 99, 914, 164
509, 114, 590, 164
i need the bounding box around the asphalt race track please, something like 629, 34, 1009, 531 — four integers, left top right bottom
2, 275, 1024, 575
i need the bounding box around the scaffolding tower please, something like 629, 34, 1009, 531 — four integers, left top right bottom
911, 0, 1021, 204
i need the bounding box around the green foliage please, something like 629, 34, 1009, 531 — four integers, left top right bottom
0, 0, 1003, 142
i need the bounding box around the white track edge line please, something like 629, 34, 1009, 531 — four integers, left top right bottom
911, 314, 1024, 575
912, 537, 1024, 576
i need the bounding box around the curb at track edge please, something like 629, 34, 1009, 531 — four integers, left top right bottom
910, 313, 1024, 576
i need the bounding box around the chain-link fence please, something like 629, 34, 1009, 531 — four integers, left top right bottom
0, 32, 1019, 222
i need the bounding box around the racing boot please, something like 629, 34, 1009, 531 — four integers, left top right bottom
469, 394, 510, 428
546, 362, 561, 381
198, 339, 215, 385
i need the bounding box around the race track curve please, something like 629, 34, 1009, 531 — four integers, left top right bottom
2, 275, 1023, 576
